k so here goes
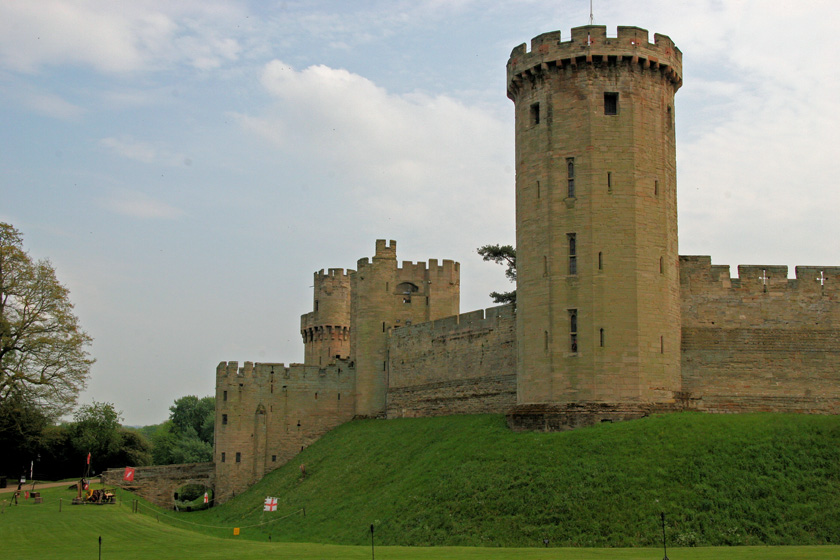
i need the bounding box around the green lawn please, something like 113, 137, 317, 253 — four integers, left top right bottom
1, 486, 837, 560
184, 413, 840, 547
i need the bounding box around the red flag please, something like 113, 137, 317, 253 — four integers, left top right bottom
86, 452, 91, 465
123, 467, 135, 482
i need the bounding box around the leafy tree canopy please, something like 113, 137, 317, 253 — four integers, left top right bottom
170, 394, 215, 444
70, 401, 123, 465
477, 244, 516, 305
0, 390, 51, 476
147, 395, 215, 465
0, 222, 94, 418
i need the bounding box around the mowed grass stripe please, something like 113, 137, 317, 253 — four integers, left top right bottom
2, 487, 839, 559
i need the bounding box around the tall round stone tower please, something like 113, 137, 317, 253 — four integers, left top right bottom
300, 268, 352, 366
506, 25, 683, 428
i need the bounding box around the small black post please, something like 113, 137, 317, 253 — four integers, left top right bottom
370, 524, 375, 560
98, 535, 102, 560
660, 512, 669, 560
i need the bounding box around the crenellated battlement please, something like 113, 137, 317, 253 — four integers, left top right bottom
397, 258, 460, 279
215, 360, 353, 384
314, 268, 354, 280
507, 25, 682, 100
393, 304, 515, 339
680, 255, 840, 294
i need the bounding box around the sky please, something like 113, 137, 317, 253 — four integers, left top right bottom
2, 0, 838, 426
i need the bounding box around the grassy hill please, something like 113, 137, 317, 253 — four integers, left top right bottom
186, 413, 840, 548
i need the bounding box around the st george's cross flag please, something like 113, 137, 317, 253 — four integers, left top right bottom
264, 497, 278, 512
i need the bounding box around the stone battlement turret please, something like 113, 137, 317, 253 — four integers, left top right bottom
301, 265, 353, 366
507, 25, 682, 100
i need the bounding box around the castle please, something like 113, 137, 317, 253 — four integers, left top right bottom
212, 25, 840, 503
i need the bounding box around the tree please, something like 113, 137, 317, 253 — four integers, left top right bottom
170, 395, 215, 444
0, 389, 50, 477
477, 244, 516, 305
69, 401, 123, 472
0, 222, 94, 417
146, 395, 215, 465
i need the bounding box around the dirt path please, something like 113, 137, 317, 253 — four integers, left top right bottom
0, 479, 101, 494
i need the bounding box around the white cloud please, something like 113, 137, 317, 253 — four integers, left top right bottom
100, 189, 184, 220
0, 0, 246, 74
24, 91, 85, 120
234, 60, 512, 238
99, 136, 189, 167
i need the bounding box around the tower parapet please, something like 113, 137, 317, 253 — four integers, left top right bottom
507, 25, 682, 100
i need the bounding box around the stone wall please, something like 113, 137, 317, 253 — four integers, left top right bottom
214, 360, 355, 503
680, 256, 840, 413
102, 462, 214, 508
387, 305, 517, 418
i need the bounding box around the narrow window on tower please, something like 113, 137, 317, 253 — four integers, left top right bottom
598, 251, 603, 271
655, 180, 660, 196
223, 390, 227, 402
222, 414, 228, 425
568, 234, 577, 275
599, 328, 605, 347
607, 172, 612, 194
660, 336, 665, 354
667, 105, 673, 129
536, 180, 541, 199
544, 330, 549, 352
569, 310, 578, 353
566, 158, 575, 198
543, 255, 548, 276
314, 300, 319, 311
235, 452, 241, 463
221, 452, 226, 463
660, 257, 664, 275
530, 102, 540, 125
604, 92, 618, 115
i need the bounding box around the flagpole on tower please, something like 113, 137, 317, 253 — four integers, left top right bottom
590, 0, 594, 25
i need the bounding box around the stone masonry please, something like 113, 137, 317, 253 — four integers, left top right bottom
208, 25, 840, 504
102, 462, 214, 508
